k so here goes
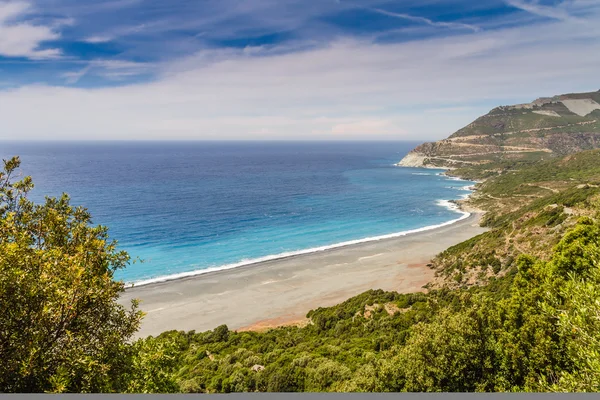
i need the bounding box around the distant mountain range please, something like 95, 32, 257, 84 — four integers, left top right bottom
398, 90, 600, 171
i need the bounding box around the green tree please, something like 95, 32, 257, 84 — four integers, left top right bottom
543, 218, 600, 391
124, 337, 179, 393
0, 156, 143, 392
398, 301, 497, 392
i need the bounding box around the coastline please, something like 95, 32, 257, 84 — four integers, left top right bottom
125, 168, 474, 288
120, 209, 487, 337
127, 207, 471, 288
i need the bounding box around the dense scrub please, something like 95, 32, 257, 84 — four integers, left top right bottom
5, 147, 600, 393
156, 149, 600, 392
155, 213, 600, 392
429, 149, 600, 287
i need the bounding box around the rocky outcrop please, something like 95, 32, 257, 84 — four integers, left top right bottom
396, 152, 428, 167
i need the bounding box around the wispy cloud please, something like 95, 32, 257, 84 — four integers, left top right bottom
82, 23, 152, 44
372, 8, 481, 32
62, 65, 91, 84
0, 0, 598, 140
505, 0, 580, 22
62, 59, 153, 84
82, 35, 112, 44
1, 9, 599, 140
0, 1, 63, 59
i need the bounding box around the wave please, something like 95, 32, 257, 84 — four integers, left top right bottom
436, 199, 466, 213
445, 185, 474, 191
411, 172, 432, 176
127, 206, 472, 288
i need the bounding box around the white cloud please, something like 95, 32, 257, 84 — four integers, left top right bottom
62, 66, 91, 84
61, 60, 153, 84
506, 0, 580, 22
83, 35, 112, 43
372, 8, 481, 32
0, 6, 599, 141
82, 22, 151, 44
0, 1, 62, 59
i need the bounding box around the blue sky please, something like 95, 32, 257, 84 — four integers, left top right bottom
0, 0, 598, 140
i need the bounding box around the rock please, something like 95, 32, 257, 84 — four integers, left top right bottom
396, 152, 428, 168
251, 364, 265, 372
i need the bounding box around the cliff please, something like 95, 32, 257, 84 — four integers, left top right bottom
398, 90, 600, 171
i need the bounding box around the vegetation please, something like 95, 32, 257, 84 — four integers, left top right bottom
0, 157, 178, 393
429, 149, 600, 288
154, 214, 600, 392
4, 143, 600, 392
400, 90, 600, 170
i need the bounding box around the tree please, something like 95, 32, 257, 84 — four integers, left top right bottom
0, 156, 143, 392
398, 301, 497, 392
123, 337, 179, 393
543, 217, 600, 391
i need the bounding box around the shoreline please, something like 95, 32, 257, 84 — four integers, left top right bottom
120, 210, 487, 337
125, 171, 476, 289
127, 209, 471, 289
125, 209, 471, 290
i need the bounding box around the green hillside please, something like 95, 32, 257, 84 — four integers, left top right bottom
149, 149, 600, 393
431, 149, 600, 288
398, 90, 600, 170
451, 101, 598, 139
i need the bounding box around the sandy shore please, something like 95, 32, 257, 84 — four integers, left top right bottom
120, 213, 487, 337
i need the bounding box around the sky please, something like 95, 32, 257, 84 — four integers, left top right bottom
0, 0, 598, 141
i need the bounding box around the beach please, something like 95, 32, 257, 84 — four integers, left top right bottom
120, 212, 487, 337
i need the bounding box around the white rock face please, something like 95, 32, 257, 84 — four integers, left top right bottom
561, 99, 600, 117
533, 110, 561, 117
396, 152, 428, 167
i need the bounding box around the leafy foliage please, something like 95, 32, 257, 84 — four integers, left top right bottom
6, 147, 600, 393
0, 157, 177, 393
156, 213, 600, 392
148, 149, 600, 393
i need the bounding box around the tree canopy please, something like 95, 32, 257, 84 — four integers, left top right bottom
0, 156, 177, 393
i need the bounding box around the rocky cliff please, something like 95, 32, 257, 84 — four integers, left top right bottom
398, 90, 600, 170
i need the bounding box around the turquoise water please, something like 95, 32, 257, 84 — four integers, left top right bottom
0, 141, 474, 284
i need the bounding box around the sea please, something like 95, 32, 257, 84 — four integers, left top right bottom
0, 141, 475, 285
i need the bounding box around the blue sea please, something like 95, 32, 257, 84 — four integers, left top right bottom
0, 141, 474, 284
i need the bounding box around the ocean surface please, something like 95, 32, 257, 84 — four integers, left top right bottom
0, 141, 474, 285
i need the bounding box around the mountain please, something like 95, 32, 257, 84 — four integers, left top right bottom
398, 90, 600, 175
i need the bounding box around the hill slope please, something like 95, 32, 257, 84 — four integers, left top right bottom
431, 149, 600, 288
150, 148, 600, 393
398, 90, 600, 173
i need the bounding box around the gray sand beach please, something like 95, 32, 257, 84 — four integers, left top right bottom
120, 213, 487, 337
